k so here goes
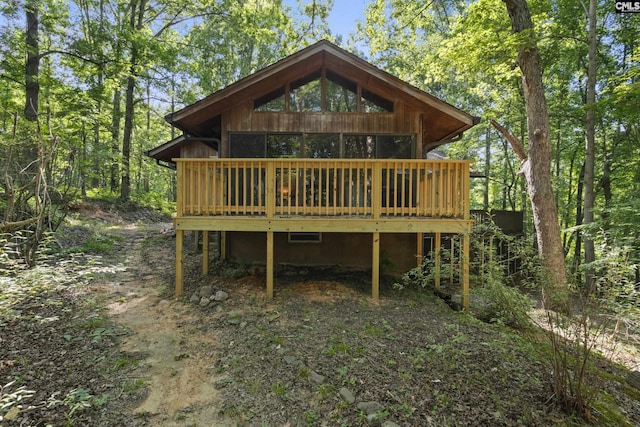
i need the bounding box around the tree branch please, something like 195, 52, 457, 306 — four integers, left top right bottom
491, 120, 528, 162
35, 50, 107, 66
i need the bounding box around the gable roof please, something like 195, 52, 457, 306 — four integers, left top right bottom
165, 40, 477, 145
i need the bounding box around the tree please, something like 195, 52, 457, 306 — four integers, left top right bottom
492, 0, 567, 293
582, 0, 597, 290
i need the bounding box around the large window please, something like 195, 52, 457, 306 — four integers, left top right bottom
230, 133, 413, 159
253, 70, 393, 113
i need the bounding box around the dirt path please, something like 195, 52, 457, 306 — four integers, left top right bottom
91, 223, 235, 426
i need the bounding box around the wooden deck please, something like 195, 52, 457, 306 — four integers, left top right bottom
173, 158, 472, 308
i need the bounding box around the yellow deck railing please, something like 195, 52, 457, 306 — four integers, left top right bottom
175, 159, 471, 219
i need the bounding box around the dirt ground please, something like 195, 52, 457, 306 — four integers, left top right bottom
1, 204, 639, 426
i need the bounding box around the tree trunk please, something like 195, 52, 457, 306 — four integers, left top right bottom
574, 162, 585, 278
496, 0, 567, 293
583, 0, 597, 291
121, 72, 135, 200
25, 0, 40, 121
120, 0, 147, 201
484, 127, 491, 210
110, 88, 122, 192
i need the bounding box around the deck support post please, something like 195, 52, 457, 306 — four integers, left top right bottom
176, 229, 184, 296
434, 232, 441, 289
416, 233, 423, 268
372, 232, 380, 300
461, 231, 470, 311
220, 231, 226, 261
266, 231, 274, 298
202, 231, 209, 275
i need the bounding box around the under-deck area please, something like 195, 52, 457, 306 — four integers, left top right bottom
173, 158, 473, 308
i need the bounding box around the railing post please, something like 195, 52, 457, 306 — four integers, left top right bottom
372, 162, 382, 219
463, 162, 470, 220
176, 161, 184, 216
266, 161, 275, 219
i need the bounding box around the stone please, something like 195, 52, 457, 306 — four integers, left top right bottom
357, 401, 385, 415
189, 293, 200, 304
381, 422, 401, 427
283, 355, 303, 367
366, 413, 382, 426
214, 290, 229, 302
310, 370, 325, 384
199, 297, 210, 307
227, 317, 241, 325
199, 286, 214, 298
339, 387, 355, 404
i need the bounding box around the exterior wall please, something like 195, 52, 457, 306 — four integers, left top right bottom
225, 232, 417, 274
180, 141, 217, 158
221, 102, 422, 156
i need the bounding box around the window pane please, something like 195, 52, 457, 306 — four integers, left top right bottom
290, 72, 322, 112
254, 87, 286, 111
361, 88, 393, 112
344, 135, 375, 159
376, 135, 413, 159
326, 72, 357, 112
229, 134, 266, 158
267, 134, 301, 158
305, 134, 340, 158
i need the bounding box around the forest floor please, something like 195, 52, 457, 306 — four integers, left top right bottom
1, 201, 640, 426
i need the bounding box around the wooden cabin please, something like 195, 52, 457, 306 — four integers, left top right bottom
147, 40, 478, 308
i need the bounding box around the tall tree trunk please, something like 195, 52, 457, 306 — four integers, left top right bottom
495, 0, 567, 293
120, 0, 147, 200
574, 162, 585, 278
25, 0, 40, 121
484, 127, 491, 210
583, 0, 597, 291
121, 72, 135, 200
110, 88, 122, 192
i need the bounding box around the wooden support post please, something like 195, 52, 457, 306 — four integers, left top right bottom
266, 231, 274, 299
461, 232, 470, 311
176, 229, 184, 296
416, 232, 423, 268
202, 231, 209, 275
372, 232, 380, 300
220, 231, 226, 261
434, 232, 441, 289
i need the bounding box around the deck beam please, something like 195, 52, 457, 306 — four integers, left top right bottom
174, 216, 472, 234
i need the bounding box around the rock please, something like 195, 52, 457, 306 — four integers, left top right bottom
214, 290, 229, 302
310, 370, 325, 384
357, 401, 384, 415
227, 317, 241, 325
199, 297, 210, 307
190, 292, 200, 303
366, 413, 382, 426
283, 355, 298, 365
339, 387, 355, 404
239, 321, 248, 329
382, 422, 400, 427
199, 286, 214, 298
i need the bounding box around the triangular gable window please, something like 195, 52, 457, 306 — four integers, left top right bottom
290, 71, 322, 112
326, 71, 358, 112
254, 87, 285, 111
253, 69, 393, 113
